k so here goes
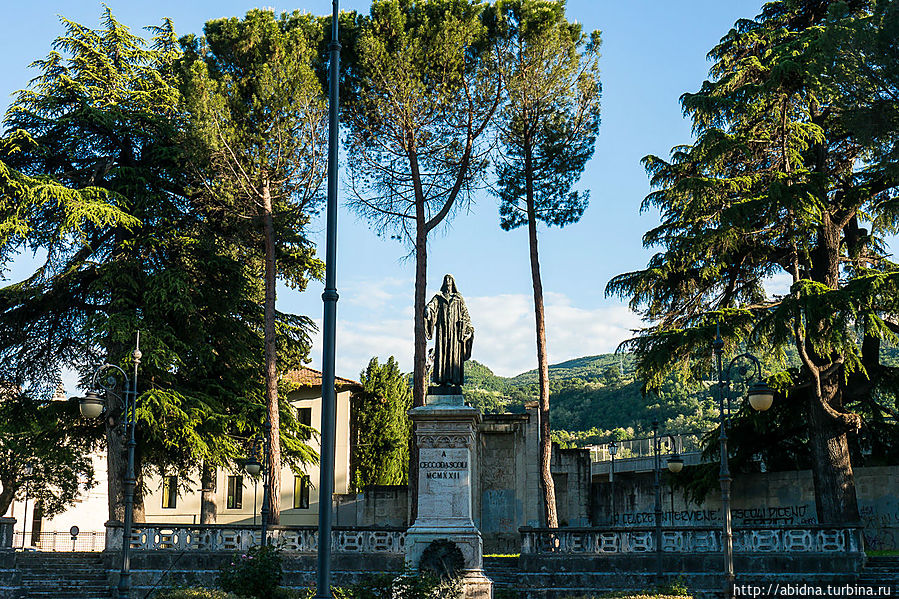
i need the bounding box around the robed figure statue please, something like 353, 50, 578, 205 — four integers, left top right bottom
425, 274, 474, 391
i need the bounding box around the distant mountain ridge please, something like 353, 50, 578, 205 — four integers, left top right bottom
463, 347, 899, 447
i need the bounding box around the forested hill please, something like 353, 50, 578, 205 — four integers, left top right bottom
465, 348, 899, 447
462, 355, 718, 447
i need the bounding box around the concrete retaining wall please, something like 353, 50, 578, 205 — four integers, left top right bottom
592, 465, 899, 550
125, 551, 406, 596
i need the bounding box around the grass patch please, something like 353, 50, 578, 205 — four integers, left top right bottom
867, 549, 899, 556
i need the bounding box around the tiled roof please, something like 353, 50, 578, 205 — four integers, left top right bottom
284, 366, 361, 390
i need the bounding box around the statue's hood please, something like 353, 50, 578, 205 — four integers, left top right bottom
441, 274, 458, 295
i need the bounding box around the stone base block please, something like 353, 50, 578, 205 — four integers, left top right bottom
405, 525, 484, 571
460, 570, 493, 599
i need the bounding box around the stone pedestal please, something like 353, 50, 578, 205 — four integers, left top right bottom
406, 393, 492, 599
0, 517, 15, 549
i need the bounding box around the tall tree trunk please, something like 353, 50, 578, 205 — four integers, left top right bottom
408, 186, 428, 524
802, 215, 859, 524
808, 375, 860, 524
0, 482, 15, 517
200, 461, 217, 524
262, 179, 281, 524
524, 139, 558, 528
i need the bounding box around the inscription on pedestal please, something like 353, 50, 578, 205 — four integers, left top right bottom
418, 447, 471, 522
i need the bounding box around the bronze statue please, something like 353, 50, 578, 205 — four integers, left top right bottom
425, 274, 474, 391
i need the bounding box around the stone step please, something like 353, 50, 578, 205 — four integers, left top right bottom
23, 593, 111, 599
21, 578, 109, 585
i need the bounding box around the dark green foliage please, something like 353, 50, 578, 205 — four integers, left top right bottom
0, 390, 99, 518
606, 0, 899, 523
332, 572, 462, 599
352, 357, 412, 490
463, 355, 719, 444
217, 544, 283, 599
0, 8, 319, 518
506, 355, 632, 387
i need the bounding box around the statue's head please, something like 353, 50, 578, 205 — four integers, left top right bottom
441, 274, 457, 295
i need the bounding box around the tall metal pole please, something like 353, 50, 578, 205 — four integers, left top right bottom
118, 332, 141, 599
316, 1, 341, 597
653, 420, 663, 582
714, 327, 734, 599
21, 487, 29, 549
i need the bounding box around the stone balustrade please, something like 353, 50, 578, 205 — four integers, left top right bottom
105, 523, 406, 554
520, 525, 864, 555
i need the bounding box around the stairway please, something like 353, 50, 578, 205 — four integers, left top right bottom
857, 556, 899, 591
15, 552, 111, 599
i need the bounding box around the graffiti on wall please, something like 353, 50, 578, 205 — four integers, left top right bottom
612, 504, 815, 527
860, 504, 899, 551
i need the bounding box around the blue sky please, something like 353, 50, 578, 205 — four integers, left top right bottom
1, 0, 766, 381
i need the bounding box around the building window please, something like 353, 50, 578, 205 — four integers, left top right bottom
227, 475, 244, 509
294, 474, 310, 509
161, 475, 177, 509
298, 407, 312, 427
30, 503, 43, 547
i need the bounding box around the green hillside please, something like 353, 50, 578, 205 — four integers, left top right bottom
464, 346, 899, 448
462, 355, 717, 446
505, 354, 634, 386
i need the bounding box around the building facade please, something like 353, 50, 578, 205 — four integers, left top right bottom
2, 367, 359, 545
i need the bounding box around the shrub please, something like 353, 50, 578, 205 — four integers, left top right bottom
152, 589, 242, 599
217, 544, 284, 599
295, 573, 461, 599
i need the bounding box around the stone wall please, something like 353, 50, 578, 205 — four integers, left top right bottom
335, 406, 592, 554
474, 405, 591, 553
125, 551, 405, 597
591, 465, 899, 550
475, 413, 531, 553
334, 486, 408, 527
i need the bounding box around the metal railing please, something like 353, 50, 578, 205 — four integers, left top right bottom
588, 433, 705, 462
13, 531, 106, 552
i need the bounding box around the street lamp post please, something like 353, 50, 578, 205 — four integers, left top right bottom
21, 462, 33, 549
608, 441, 618, 525
244, 440, 262, 529
652, 422, 684, 582
77, 332, 142, 599
712, 326, 775, 599
317, 1, 341, 598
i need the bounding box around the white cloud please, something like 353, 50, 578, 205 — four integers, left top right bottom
340, 276, 410, 309
764, 272, 793, 298
468, 293, 642, 376
306, 291, 641, 379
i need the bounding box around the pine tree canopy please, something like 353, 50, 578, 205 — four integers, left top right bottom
178, 8, 327, 289
490, 0, 601, 230
345, 0, 501, 239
